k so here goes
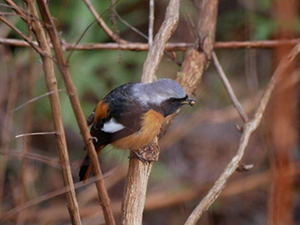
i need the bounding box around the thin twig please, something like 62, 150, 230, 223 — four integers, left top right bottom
0, 174, 113, 222
2, 37, 300, 51
114, 11, 148, 40
212, 52, 249, 123
184, 41, 300, 225
36, 1, 115, 224
148, 0, 154, 47
15, 131, 57, 139
82, 0, 126, 44
21, 1, 82, 224
12, 89, 65, 112
0, 15, 44, 55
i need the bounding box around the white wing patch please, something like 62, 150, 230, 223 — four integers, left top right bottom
101, 118, 125, 133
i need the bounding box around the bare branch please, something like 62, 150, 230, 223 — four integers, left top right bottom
184, 41, 300, 225
15, 131, 57, 139
21, 0, 82, 224
122, 0, 181, 224
0, 15, 44, 55
82, 0, 126, 44
36, 0, 115, 224
142, 0, 180, 83
148, 0, 154, 46
1, 37, 300, 51
13, 89, 65, 112
212, 52, 249, 123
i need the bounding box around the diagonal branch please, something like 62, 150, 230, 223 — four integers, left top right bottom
212, 52, 249, 123
0, 14, 43, 55
36, 0, 115, 224
184, 41, 300, 225
82, 0, 127, 44
19, 0, 82, 224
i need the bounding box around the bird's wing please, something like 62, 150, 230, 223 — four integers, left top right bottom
88, 83, 149, 147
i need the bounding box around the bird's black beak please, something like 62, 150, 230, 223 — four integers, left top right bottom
181, 97, 196, 106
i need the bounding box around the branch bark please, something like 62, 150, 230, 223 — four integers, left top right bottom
184, 41, 300, 225
212, 52, 249, 123
82, 0, 127, 44
121, 0, 181, 224
1, 37, 300, 51
36, 1, 115, 224
19, 1, 82, 224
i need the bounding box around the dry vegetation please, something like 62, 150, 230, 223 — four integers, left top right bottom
0, 0, 299, 225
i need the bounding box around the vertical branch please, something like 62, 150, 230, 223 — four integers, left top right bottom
20, 1, 82, 224
141, 0, 181, 83
122, 0, 181, 225
148, 0, 154, 47
36, 1, 115, 224
268, 0, 298, 224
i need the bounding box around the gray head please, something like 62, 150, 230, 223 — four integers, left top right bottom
133, 78, 195, 116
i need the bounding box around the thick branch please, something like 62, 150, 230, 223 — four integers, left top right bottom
36, 1, 115, 224
122, 0, 181, 224
184, 42, 300, 225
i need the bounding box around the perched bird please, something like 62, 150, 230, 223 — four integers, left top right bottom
79, 78, 195, 181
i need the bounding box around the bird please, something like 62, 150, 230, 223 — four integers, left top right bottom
79, 78, 195, 181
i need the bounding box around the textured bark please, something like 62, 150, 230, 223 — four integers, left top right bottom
122, 0, 181, 224
21, 1, 82, 224
36, 1, 115, 224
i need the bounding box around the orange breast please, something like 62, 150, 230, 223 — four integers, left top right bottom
112, 109, 164, 150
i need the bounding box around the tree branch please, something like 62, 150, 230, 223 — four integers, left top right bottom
184, 41, 300, 225
82, 0, 127, 44
36, 1, 115, 224
212, 52, 249, 123
1, 37, 300, 51
19, 1, 82, 224
121, 0, 181, 224
0, 15, 43, 55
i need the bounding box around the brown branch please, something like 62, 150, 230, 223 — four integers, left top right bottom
0, 15, 44, 55
82, 0, 126, 44
36, 1, 115, 224
20, 1, 82, 224
121, 0, 181, 224
184, 41, 300, 225
212, 52, 249, 123
3, 0, 28, 23
1, 37, 300, 51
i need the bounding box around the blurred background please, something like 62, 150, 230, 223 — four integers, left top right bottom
0, 0, 299, 224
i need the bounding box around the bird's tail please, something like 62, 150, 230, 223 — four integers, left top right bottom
79, 145, 105, 181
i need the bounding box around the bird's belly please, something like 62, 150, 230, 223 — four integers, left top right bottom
112, 109, 164, 150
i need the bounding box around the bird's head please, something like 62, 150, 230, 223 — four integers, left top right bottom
133, 78, 195, 117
